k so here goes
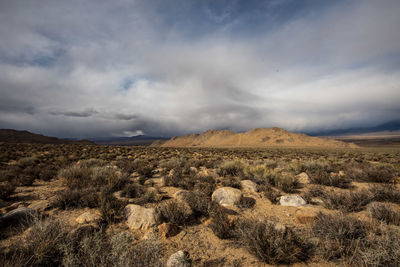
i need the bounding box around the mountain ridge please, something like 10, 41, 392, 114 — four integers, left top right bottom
0, 129, 94, 145
154, 127, 358, 148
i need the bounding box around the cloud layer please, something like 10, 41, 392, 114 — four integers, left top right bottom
1, 0, 399, 138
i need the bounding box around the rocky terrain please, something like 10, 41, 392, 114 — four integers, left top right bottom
155, 127, 358, 148
1, 143, 400, 266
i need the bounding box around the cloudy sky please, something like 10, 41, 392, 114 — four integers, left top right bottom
1, 0, 399, 138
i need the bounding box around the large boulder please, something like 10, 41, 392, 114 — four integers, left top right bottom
212, 187, 242, 207
279, 195, 306, 207
166, 250, 192, 267
124, 204, 160, 230
0, 207, 36, 227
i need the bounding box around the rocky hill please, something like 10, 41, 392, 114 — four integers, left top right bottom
155, 127, 358, 148
0, 129, 94, 145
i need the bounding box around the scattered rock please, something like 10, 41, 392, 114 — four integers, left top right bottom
295, 207, 318, 224
157, 222, 180, 239
212, 187, 242, 207
240, 180, 258, 192
76, 210, 102, 224
0, 207, 36, 227
124, 204, 160, 230
166, 250, 192, 267
189, 167, 198, 173
297, 172, 310, 184
279, 195, 306, 207
28, 200, 50, 212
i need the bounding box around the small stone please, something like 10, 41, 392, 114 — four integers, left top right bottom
279, 195, 306, 207
125, 204, 160, 230
157, 222, 180, 239
76, 210, 102, 224
212, 187, 242, 207
166, 250, 192, 267
240, 180, 258, 192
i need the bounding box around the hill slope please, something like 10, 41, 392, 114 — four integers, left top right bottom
0, 129, 94, 145
156, 127, 358, 148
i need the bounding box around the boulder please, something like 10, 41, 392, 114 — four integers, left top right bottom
295, 207, 318, 224
212, 187, 242, 207
166, 250, 192, 267
124, 204, 160, 230
279, 195, 306, 207
297, 172, 310, 184
157, 222, 180, 239
240, 180, 258, 192
76, 210, 102, 224
0, 207, 36, 227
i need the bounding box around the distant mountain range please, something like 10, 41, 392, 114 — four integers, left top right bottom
153, 127, 357, 148
307, 120, 400, 136
0, 129, 94, 145
89, 135, 170, 146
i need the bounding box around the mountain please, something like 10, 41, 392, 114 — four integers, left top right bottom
154, 127, 358, 148
0, 129, 94, 145
90, 135, 170, 146
308, 120, 400, 136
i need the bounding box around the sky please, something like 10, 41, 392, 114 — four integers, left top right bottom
0, 0, 399, 138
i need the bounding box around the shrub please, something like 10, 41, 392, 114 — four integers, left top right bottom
59, 164, 127, 192
237, 196, 256, 209
312, 212, 369, 260
4, 218, 67, 266
0, 181, 16, 199
233, 218, 313, 264
244, 164, 269, 184
53, 189, 99, 209
208, 203, 234, 239
369, 184, 400, 204
308, 169, 351, 188
321, 189, 373, 212
217, 160, 244, 177
157, 199, 192, 226
220, 176, 242, 189
62, 230, 164, 267
358, 225, 400, 266
347, 162, 398, 183
273, 173, 299, 193
258, 184, 281, 204
38, 165, 58, 181
99, 190, 126, 225
181, 191, 212, 218
367, 202, 400, 226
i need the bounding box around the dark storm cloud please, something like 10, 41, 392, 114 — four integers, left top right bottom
49, 109, 99, 118
0, 0, 399, 138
